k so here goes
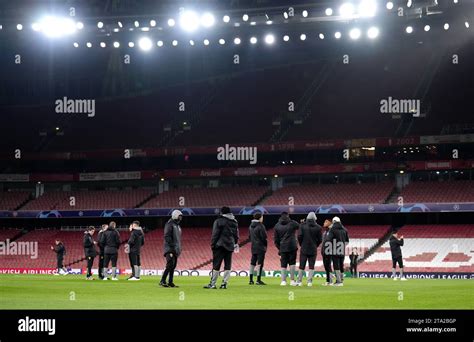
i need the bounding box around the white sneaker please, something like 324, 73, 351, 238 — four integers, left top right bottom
393, 277, 399, 281
334, 282, 344, 287
111, 277, 118, 281
102, 277, 108, 281
295, 281, 302, 287
128, 277, 139, 281
53, 272, 60, 276
290, 280, 298, 286
307, 282, 313, 287
400, 277, 407, 281
280, 281, 287, 286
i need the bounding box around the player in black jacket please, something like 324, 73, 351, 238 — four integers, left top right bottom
326, 216, 349, 286
83, 226, 97, 280
127, 221, 145, 281
273, 212, 299, 286
248, 211, 267, 285
51, 239, 67, 275
97, 224, 108, 280
296, 212, 322, 287
389, 232, 407, 281
349, 248, 359, 278
321, 219, 333, 286
160, 210, 183, 288
204, 207, 239, 289
100, 221, 121, 280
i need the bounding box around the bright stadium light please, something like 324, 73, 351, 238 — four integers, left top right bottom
76, 21, 84, 30
406, 26, 413, 33
283, 35, 290, 41
134, 21, 139, 28
189, 39, 195, 46
234, 37, 241, 45
302, 10, 308, 17
325, 8, 333, 16
358, 0, 377, 17
150, 20, 156, 27
73, 42, 79, 48
265, 34, 275, 44
223, 15, 230, 23
17, 24, 23, 31
86, 42, 92, 48
138, 37, 152, 50
300, 33, 306, 40
117, 21, 123, 28
386, 1, 394, 9
38, 16, 76, 38
242, 14, 249, 21
157, 40, 164, 47
167, 18, 175, 27
407, 0, 413, 7
203, 39, 210, 45
367, 26, 379, 39
172, 40, 178, 46
339, 3, 355, 18
424, 24, 430, 31
335, 31, 342, 39
32, 22, 41, 31
250, 36, 258, 44
443, 23, 449, 30
219, 38, 225, 45
100, 42, 106, 48
97, 21, 104, 28
349, 28, 361, 39
465, 21, 470, 28
180, 10, 200, 32
113, 41, 120, 48
283, 12, 289, 19
128, 42, 135, 48
319, 33, 325, 39
201, 13, 215, 27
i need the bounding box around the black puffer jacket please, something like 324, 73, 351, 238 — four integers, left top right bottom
128, 228, 145, 254
297, 219, 322, 256
83, 232, 97, 258
211, 214, 239, 252
100, 226, 121, 254
249, 220, 267, 254
274, 216, 299, 253
325, 222, 349, 256
163, 219, 182, 256
389, 236, 404, 258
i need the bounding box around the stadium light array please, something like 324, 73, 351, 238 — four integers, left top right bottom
406, 26, 413, 33
233, 37, 241, 45
265, 34, 275, 44
283, 35, 290, 42
386, 1, 394, 9
335, 31, 342, 39
180, 10, 200, 32
300, 33, 307, 40
339, 3, 355, 18
201, 13, 215, 27
325, 8, 333, 16
250, 36, 258, 44
358, 0, 377, 17
157, 40, 164, 47
223, 15, 230, 23
167, 18, 175, 27
138, 37, 152, 51
302, 10, 309, 17
424, 24, 430, 31
100, 42, 106, 48
444, 23, 449, 30
203, 39, 210, 45
349, 28, 362, 39
319, 33, 325, 39
33, 16, 77, 38
113, 41, 120, 48
367, 26, 380, 39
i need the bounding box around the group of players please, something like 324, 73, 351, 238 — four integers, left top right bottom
51, 206, 407, 286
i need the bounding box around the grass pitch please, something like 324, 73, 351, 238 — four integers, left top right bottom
0, 275, 472, 310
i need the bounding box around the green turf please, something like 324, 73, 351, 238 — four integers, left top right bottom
0, 275, 472, 310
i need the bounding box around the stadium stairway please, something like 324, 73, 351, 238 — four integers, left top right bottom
384, 187, 400, 204
358, 226, 396, 266
134, 191, 158, 208
251, 189, 273, 206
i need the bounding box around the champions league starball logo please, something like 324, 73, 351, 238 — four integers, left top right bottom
167, 208, 195, 216
239, 206, 268, 215
100, 209, 126, 217
316, 205, 347, 214
397, 204, 430, 213
37, 210, 62, 218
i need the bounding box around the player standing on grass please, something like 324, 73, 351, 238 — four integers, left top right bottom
349, 247, 359, 278
296, 212, 322, 287
390, 232, 407, 281
274, 212, 300, 286
127, 221, 145, 281
248, 211, 267, 285
160, 210, 183, 288
321, 219, 334, 286
100, 221, 120, 281
326, 216, 349, 286
83, 226, 97, 280
204, 206, 239, 289
97, 224, 108, 280
51, 239, 67, 275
